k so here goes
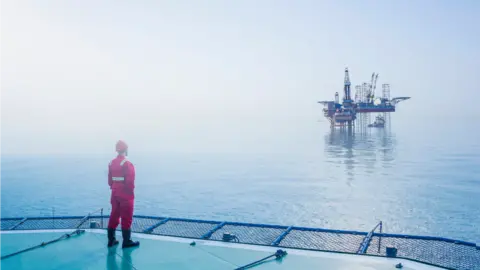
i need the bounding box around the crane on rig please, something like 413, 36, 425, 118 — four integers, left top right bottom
366, 73, 379, 103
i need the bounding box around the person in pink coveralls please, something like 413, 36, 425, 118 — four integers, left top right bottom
107, 140, 140, 249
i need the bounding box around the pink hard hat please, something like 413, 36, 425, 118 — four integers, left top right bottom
116, 140, 128, 152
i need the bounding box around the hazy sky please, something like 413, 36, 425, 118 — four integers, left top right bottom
2, 0, 479, 154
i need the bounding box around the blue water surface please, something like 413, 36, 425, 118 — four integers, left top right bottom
1, 114, 479, 244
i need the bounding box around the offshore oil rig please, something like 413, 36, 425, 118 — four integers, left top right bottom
318, 68, 410, 127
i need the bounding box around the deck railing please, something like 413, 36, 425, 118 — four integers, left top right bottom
1, 215, 479, 270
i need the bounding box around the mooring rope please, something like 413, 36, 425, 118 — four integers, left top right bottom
189, 241, 239, 267
0, 229, 85, 260
234, 249, 287, 270
1, 208, 102, 261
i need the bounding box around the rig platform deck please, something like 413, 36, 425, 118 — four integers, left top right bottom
1, 215, 479, 270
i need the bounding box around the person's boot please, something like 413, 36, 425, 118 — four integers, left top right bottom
107, 228, 119, 247
122, 229, 140, 248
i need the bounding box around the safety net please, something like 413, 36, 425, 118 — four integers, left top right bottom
1, 215, 479, 270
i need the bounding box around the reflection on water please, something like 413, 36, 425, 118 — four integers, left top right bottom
324, 126, 397, 184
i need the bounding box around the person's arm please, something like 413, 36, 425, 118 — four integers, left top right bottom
124, 161, 135, 192
108, 163, 113, 188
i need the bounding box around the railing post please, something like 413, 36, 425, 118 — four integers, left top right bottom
101, 208, 104, 229
378, 221, 382, 253
201, 222, 226, 239
143, 218, 170, 234
9, 218, 28, 230
271, 226, 293, 246
358, 221, 383, 254
75, 216, 90, 229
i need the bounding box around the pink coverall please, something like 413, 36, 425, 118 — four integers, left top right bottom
107, 155, 135, 230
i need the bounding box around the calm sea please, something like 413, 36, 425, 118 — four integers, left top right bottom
1, 114, 479, 243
